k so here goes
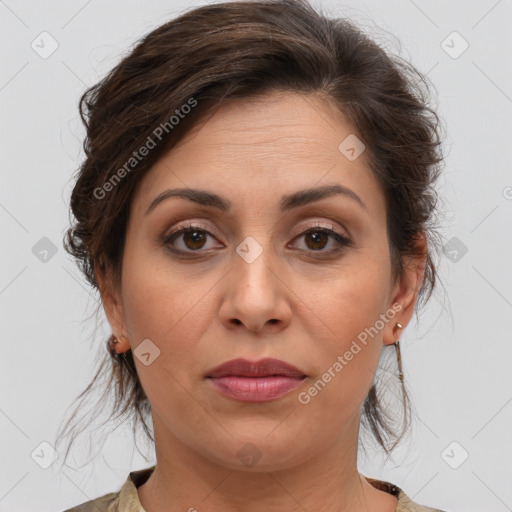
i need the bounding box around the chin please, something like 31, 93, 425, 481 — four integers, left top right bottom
201, 431, 316, 473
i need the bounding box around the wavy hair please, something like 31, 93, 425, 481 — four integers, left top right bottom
55, 0, 444, 467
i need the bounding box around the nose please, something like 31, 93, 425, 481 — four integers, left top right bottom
218, 240, 292, 335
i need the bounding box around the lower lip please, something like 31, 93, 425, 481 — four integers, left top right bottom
207, 376, 305, 402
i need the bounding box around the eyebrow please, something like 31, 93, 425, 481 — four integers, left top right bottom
144, 183, 367, 216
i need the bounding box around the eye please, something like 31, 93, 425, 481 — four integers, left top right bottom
162, 221, 351, 256
289, 224, 351, 254
163, 222, 223, 254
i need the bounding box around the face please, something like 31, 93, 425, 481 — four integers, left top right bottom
102, 91, 423, 472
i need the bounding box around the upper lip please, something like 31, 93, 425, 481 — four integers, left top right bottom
206, 358, 306, 378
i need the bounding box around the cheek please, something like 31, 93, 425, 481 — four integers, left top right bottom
315, 251, 390, 338
120, 244, 217, 376
119, 254, 217, 426
302, 254, 391, 407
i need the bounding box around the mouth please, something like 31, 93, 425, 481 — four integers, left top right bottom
205, 358, 307, 402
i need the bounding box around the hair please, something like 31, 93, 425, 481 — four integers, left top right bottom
56, 0, 444, 468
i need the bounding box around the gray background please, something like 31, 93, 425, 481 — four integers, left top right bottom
1, 1, 511, 511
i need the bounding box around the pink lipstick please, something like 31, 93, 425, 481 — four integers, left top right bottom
205, 357, 306, 402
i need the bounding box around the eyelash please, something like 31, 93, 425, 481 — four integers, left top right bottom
162, 221, 352, 257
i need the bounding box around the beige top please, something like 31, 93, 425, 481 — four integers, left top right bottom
63, 465, 447, 512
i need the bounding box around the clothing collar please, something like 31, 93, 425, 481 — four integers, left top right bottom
120, 465, 421, 512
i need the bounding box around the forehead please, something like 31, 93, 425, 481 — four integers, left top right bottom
130, 91, 384, 219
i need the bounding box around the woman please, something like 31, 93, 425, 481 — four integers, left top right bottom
59, 0, 447, 510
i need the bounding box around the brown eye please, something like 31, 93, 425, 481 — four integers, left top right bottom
290, 227, 351, 254
304, 230, 329, 250
181, 229, 207, 250
164, 225, 222, 254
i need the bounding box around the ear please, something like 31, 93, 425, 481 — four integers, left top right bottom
383, 232, 427, 346
95, 263, 129, 349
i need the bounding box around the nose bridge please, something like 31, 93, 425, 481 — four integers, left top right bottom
233, 234, 277, 301
220, 232, 290, 332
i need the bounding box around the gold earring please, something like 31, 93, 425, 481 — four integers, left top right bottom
108, 334, 127, 356
117, 335, 130, 353
393, 323, 404, 383
107, 335, 118, 356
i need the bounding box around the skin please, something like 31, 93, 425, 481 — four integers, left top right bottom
98, 91, 426, 512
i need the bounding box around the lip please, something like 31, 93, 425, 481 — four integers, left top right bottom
206, 357, 306, 378
205, 358, 307, 402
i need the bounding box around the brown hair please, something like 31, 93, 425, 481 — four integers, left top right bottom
56, 0, 444, 467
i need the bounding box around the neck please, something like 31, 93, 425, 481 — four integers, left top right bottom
137, 413, 396, 512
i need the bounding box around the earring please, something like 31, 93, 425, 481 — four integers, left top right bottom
107, 334, 127, 356
107, 335, 118, 356
393, 323, 404, 383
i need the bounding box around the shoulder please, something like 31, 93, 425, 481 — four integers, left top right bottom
365, 476, 449, 512
397, 490, 448, 512
61, 490, 119, 512
62, 465, 155, 512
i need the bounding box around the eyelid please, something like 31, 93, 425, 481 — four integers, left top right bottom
165, 219, 347, 239
164, 219, 224, 241
290, 219, 348, 240
161, 216, 352, 250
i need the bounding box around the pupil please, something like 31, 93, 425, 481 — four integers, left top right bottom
307, 231, 327, 250
185, 230, 205, 249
